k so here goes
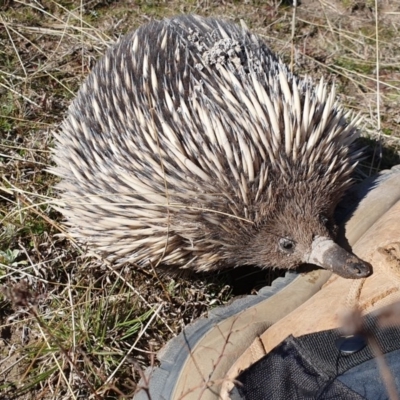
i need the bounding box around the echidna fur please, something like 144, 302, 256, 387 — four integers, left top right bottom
52, 15, 371, 278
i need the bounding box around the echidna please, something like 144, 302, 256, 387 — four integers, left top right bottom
53, 15, 371, 279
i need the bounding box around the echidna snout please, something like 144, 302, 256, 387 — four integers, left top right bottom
232, 199, 371, 278
53, 15, 373, 280
307, 236, 371, 278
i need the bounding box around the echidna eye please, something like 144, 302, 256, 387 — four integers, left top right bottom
279, 238, 296, 254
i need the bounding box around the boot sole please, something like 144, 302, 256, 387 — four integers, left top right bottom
134, 269, 331, 400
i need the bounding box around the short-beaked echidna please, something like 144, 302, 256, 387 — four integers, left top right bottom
53, 15, 372, 279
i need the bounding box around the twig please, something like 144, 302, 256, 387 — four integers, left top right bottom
370, 0, 382, 175
290, 0, 298, 72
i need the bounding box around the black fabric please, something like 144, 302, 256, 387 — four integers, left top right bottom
299, 317, 400, 377
233, 336, 365, 400
233, 315, 400, 399
338, 348, 400, 399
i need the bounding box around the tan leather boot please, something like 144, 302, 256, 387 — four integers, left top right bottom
221, 169, 400, 398
134, 166, 400, 400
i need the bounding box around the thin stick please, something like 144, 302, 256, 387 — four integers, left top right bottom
370, 0, 382, 175
290, 0, 298, 72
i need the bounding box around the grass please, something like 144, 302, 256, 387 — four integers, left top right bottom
1, 0, 400, 399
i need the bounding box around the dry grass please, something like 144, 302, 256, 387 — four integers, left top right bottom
1, 0, 400, 399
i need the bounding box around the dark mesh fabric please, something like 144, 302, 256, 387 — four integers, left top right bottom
338, 348, 400, 399
233, 315, 400, 400
299, 317, 400, 377
233, 336, 365, 400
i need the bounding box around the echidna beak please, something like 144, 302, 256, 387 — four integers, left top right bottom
307, 236, 372, 279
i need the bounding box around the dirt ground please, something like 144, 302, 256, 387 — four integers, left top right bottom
1, 0, 400, 399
